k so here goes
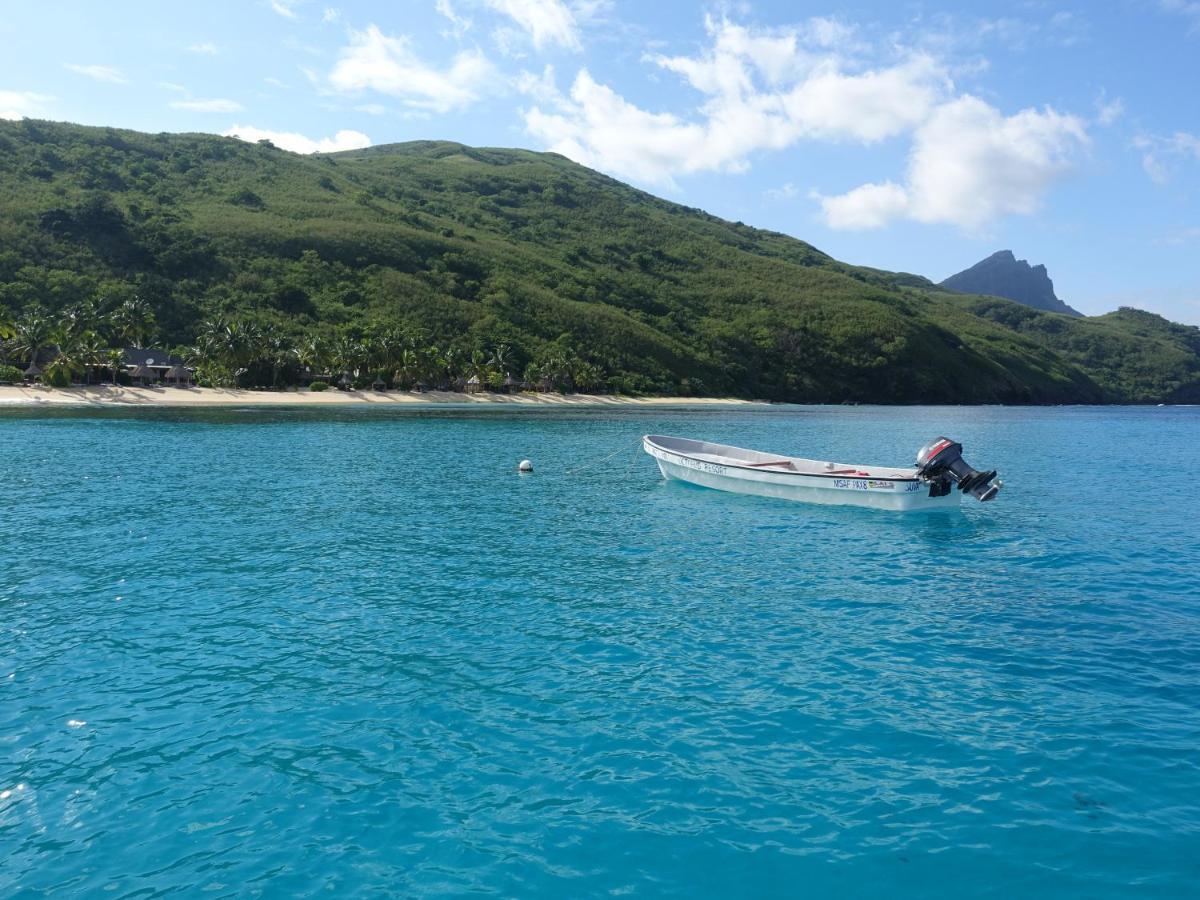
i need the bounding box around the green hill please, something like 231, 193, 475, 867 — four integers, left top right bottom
1, 118, 1197, 402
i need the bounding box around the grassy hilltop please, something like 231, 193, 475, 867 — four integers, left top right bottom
1, 118, 1198, 402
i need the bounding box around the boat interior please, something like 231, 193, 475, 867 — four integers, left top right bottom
645, 435, 919, 479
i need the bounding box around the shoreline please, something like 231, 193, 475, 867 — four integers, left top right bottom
0, 384, 766, 409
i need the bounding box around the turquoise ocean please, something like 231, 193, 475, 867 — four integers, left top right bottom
1, 404, 1197, 897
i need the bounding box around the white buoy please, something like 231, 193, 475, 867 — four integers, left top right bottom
518, 459, 534, 473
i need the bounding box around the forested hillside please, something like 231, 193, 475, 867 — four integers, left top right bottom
1, 119, 1197, 402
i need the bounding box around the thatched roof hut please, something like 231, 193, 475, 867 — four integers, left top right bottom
163, 364, 192, 384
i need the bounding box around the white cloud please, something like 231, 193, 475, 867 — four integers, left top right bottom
265, 77, 289, 89
817, 181, 909, 229
269, 0, 299, 19
907, 98, 1086, 228
436, 0, 472, 38
819, 97, 1088, 231
327, 24, 493, 112
159, 81, 188, 93
171, 98, 244, 113
65, 64, 127, 84
522, 17, 948, 187
355, 103, 386, 115
188, 42, 218, 55
1136, 131, 1200, 184
0, 89, 51, 120
224, 124, 371, 154
1095, 92, 1124, 126
485, 0, 580, 51
322, 7, 340, 23
764, 181, 798, 201
522, 15, 1088, 231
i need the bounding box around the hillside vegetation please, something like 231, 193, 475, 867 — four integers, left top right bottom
1, 119, 1197, 402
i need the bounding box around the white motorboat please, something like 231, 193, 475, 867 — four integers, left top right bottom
643, 434, 1001, 511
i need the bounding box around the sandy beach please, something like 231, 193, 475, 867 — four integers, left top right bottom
0, 384, 766, 408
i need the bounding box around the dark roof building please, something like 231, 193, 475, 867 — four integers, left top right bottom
123, 348, 184, 369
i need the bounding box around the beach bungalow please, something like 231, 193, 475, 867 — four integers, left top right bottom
121, 348, 191, 384
129, 364, 157, 385
163, 364, 192, 387
465, 375, 484, 394
501, 374, 521, 394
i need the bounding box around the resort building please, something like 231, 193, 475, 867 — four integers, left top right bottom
122, 348, 190, 383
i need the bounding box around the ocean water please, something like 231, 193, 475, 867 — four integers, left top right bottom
1, 404, 1198, 898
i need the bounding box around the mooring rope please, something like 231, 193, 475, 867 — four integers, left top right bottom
563, 438, 644, 477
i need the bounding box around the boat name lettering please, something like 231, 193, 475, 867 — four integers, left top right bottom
675, 454, 726, 475
903, 481, 921, 492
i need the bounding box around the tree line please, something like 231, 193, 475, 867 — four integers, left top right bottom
0, 299, 607, 393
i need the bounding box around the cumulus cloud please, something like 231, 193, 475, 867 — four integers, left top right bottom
224, 124, 371, 154
522, 15, 1088, 231
65, 64, 127, 84
817, 181, 909, 229
522, 17, 948, 187
818, 97, 1087, 231
171, 98, 244, 113
485, 0, 580, 51
188, 42, 218, 55
0, 89, 51, 120
327, 24, 493, 112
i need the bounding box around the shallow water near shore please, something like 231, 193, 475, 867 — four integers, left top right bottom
2, 404, 1198, 897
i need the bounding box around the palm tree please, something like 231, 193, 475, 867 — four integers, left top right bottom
489, 343, 513, 377
468, 349, 492, 387
45, 327, 85, 385
393, 347, 419, 389
441, 346, 462, 388
572, 360, 604, 394
105, 348, 126, 385
12, 313, 54, 375
111, 297, 156, 349
206, 319, 263, 379
260, 326, 292, 388
0, 308, 17, 341
331, 334, 364, 387
60, 300, 100, 342
295, 334, 330, 381
74, 331, 107, 385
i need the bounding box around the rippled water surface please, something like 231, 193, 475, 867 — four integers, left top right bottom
2, 404, 1198, 897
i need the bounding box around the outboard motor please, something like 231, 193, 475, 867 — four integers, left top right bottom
915, 437, 1001, 501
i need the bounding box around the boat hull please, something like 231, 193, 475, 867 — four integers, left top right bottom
644, 437, 960, 511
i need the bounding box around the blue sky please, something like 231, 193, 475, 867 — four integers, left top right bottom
2, 1, 1198, 323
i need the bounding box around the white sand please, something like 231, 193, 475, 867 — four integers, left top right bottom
0, 384, 765, 408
